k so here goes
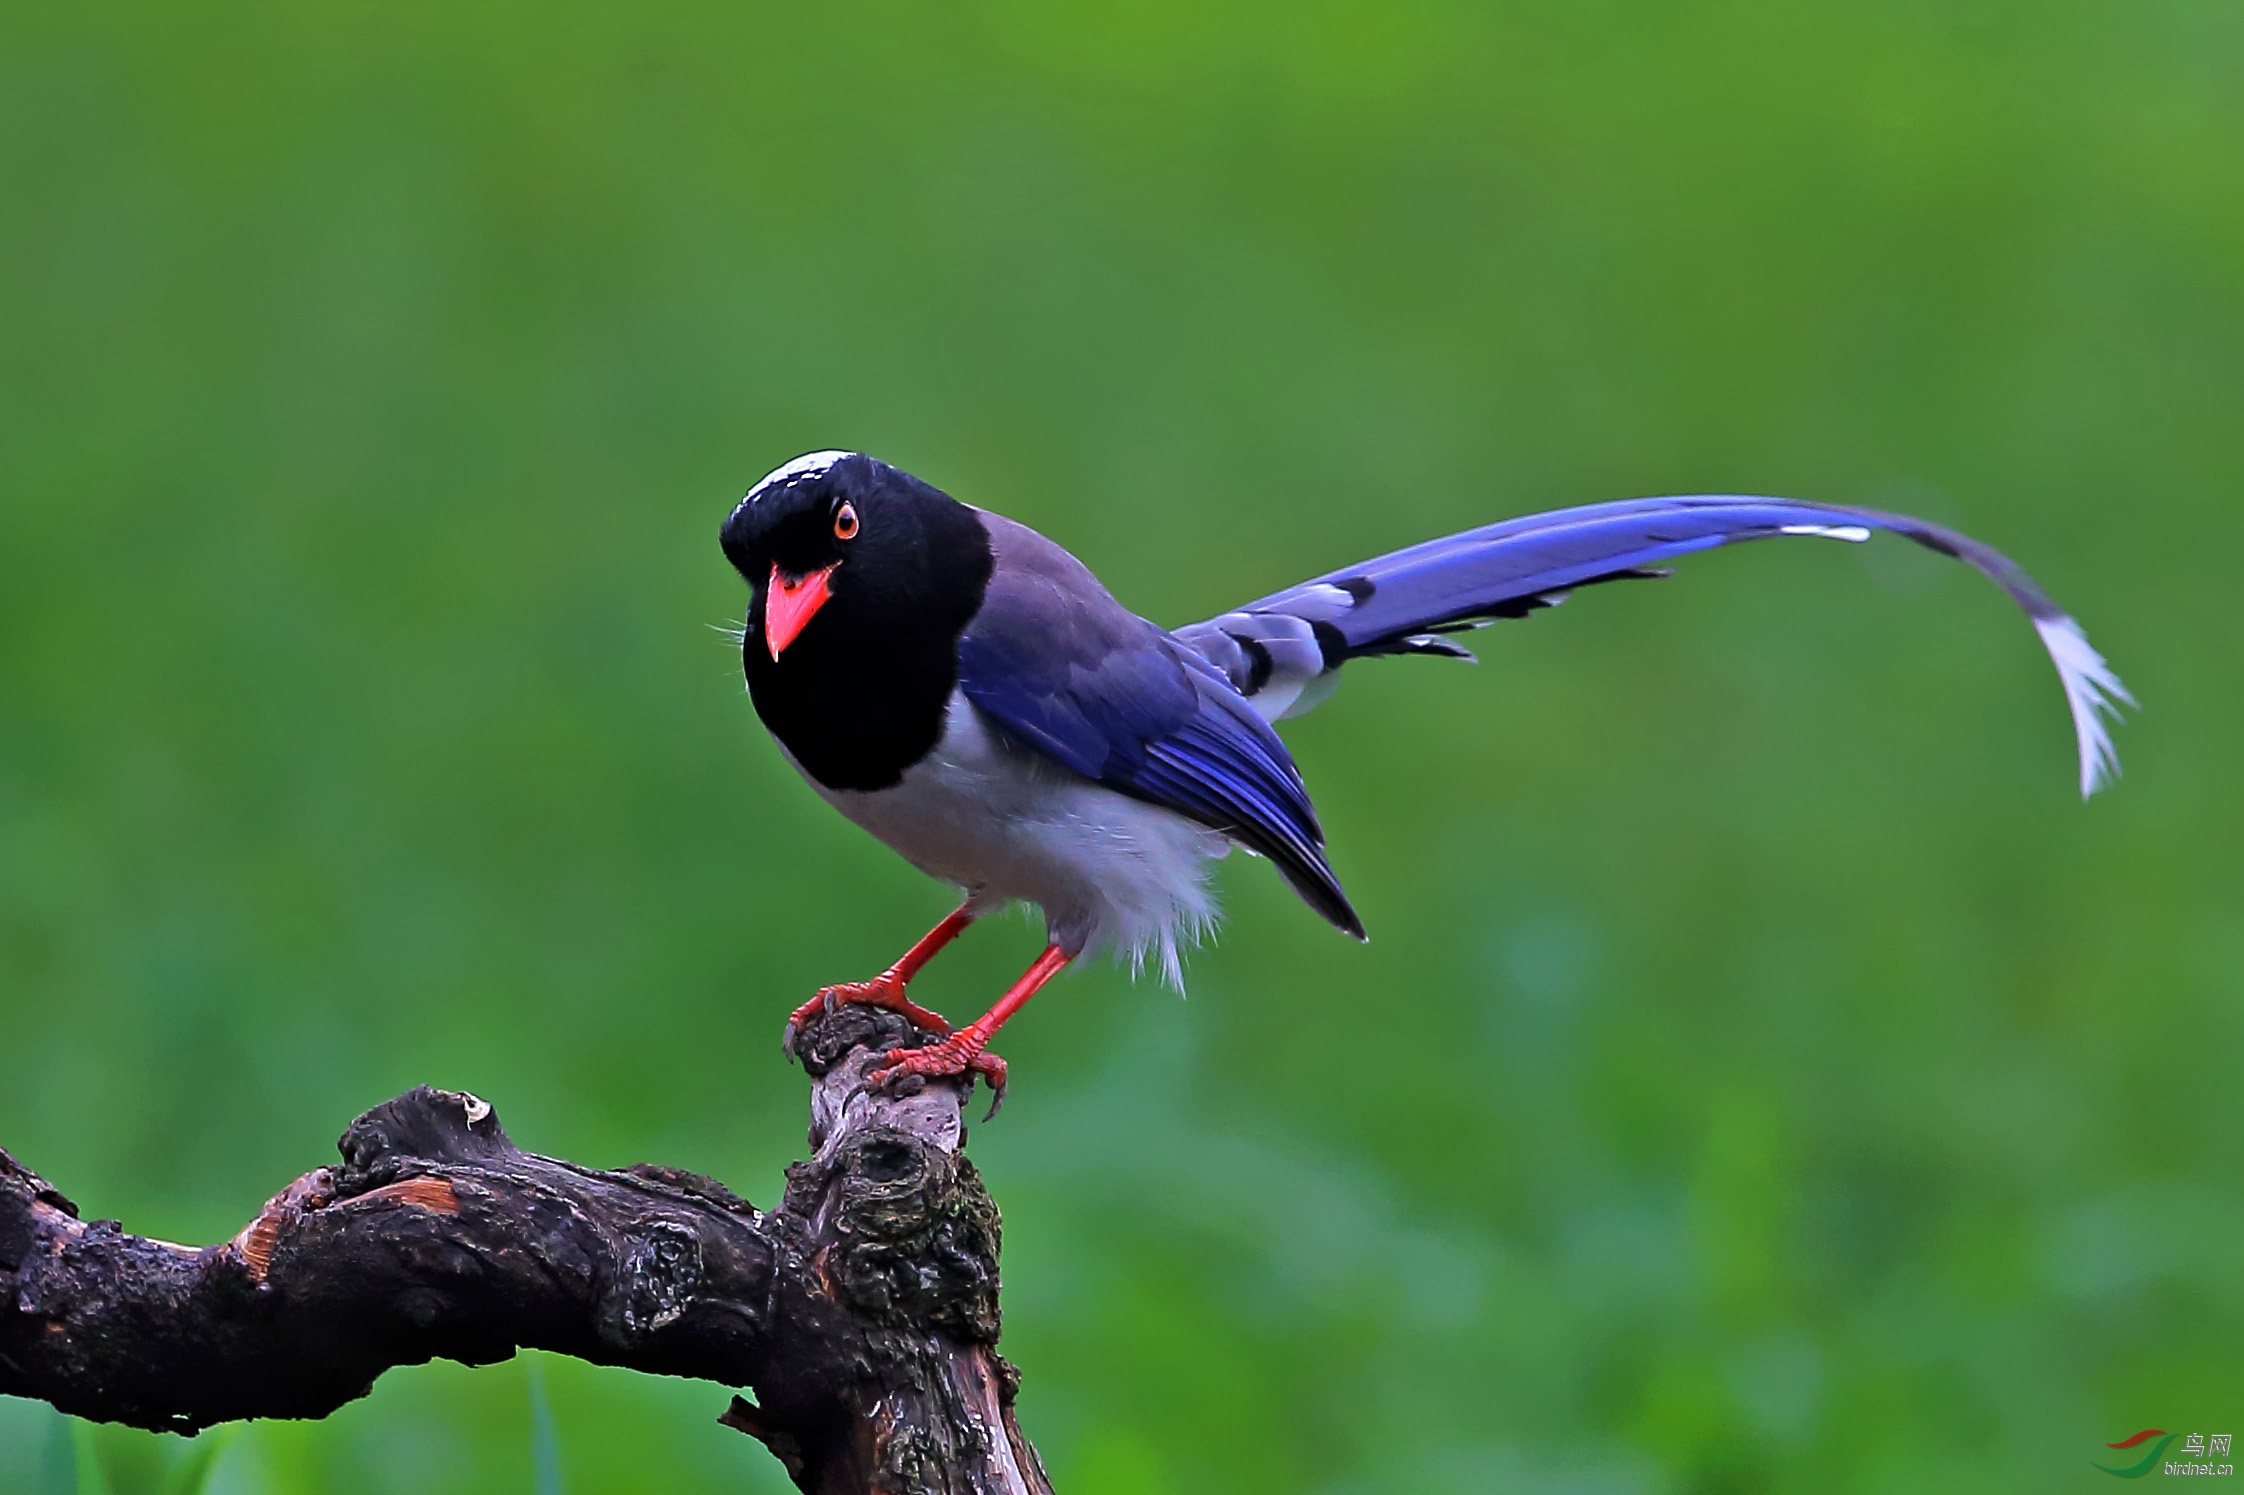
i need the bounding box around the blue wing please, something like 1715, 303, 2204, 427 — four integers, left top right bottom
1177, 496, 2132, 797
958, 516, 1362, 937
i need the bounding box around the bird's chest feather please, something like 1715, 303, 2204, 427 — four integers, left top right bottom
792, 691, 1230, 945
744, 615, 961, 792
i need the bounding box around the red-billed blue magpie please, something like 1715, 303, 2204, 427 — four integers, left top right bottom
721, 451, 2129, 1107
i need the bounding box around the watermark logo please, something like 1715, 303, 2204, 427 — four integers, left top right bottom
2096, 1430, 2234, 1478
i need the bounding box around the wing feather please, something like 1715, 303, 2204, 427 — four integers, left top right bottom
958, 514, 1363, 936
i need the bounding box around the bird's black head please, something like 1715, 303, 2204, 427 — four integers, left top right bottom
721, 452, 994, 790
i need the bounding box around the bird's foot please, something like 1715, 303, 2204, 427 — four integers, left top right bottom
868, 1035, 1009, 1119
783, 974, 952, 1060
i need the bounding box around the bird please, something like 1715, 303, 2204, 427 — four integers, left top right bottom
719, 450, 2130, 1108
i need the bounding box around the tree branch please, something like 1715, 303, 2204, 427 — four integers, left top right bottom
0, 1005, 1051, 1495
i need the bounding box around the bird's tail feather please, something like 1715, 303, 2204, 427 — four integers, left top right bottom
1173, 496, 2131, 797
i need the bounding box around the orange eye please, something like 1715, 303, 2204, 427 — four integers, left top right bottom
833, 502, 859, 540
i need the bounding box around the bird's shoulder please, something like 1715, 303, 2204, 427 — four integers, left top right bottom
967, 510, 1156, 644
960, 511, 1193, 684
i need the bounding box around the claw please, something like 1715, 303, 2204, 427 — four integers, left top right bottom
866, 1035, 1008, 1116
784, 974, 954, 1063
972, 1048, 1008, 1120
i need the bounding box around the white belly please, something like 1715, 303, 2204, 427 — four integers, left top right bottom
790, 691, 1229, 989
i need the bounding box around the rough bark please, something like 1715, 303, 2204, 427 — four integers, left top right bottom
0, 1005, 1051, 1495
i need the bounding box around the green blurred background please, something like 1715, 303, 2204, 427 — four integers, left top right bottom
1, 1, 2237, 1491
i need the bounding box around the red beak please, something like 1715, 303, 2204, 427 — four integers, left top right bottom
765, 562, 838, 660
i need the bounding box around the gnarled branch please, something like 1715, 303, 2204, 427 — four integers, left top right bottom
0, 1006, 1050, 1495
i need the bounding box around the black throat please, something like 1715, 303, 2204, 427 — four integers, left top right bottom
742, 502, 995, 792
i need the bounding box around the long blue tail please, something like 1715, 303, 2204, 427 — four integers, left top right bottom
1173, 496, 2132, 796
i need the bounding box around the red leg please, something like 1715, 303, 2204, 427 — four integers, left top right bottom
869, 944, 1071, 1115
786, 903, 976, 1047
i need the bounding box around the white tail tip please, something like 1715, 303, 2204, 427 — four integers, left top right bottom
2032, 615, 2135, 798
